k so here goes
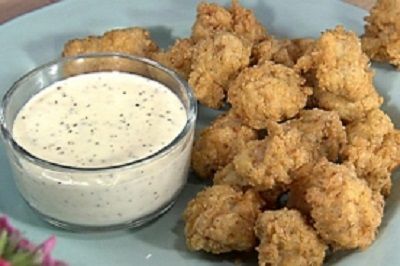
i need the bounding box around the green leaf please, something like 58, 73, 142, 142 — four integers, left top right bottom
3, 235, 18, 259
0, 230, 8, 257
9, 251, 36, 266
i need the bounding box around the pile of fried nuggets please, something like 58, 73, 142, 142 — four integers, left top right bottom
62, 0, 400, 265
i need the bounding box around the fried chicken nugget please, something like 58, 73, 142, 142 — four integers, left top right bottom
296, 26, 374, 101
214, 161, 249, 188
229, 0, 268, 44
215, 109, 346, 191
296, 26, 382, 122
191, 2, 232, 42
379, 131, 400, 171
252, 38, 315, 67
192, 0, 268, 44
183, 185, 264, 254
228, 61, 312, 129
286, 109, 347, 162
255, 209, 327, 266
341, 109, 400, 196
362, 0, 400, 68
288, 159, 384, 250
62, 27, 158, 57
151, 38, 193, 79
213, 162, 286, 209
191, 111, 258, 179
228, 129, 309, 190
189, 32, 251, 108
312, 89, 383, 123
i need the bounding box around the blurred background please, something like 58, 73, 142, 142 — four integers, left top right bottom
0, 0, 377, 24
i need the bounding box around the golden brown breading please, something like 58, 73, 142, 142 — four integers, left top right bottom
255, 209, 327, 266
285, 108, 347, 163
379, 131, 400, 172
231, 129, 309, 190
341, 109, 400, 196
228, 61, 312, 129
183, 185, 264, 254
150, 38, 193, 79
213, 162, 289, 210
296, 26, 383, 122
191, 0, 268, 44
296, 26, 373, 101
345, 108, 393, 144
288, 159, 384, 250
189, 32, 251, 109
213, 162, 286, 209
213, 161, 248, 187
362, 0, 400, 68
229, 0, 268, 44
215, 109, 346, 191
312, 89, 383, 123
191, 111, 258, 179
252, 38, 314, 67
62, 27, 158, 57
251, 39, 277, 64
191, 2, 232, 42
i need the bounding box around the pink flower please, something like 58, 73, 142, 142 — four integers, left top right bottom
0, 216, 67, 266
40, 236, 67, 266
18, 238, 36, 252
0, 259, 11, 266
0, 217, 15, 234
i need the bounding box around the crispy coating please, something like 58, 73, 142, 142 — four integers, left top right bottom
213, 161, 249, 187
312, 89, 383, 123
214, 161, 245, 185
288, 159, 384, 250
345, 109, 393, 144
255, 209, 327, 266
191, 2, 232, 42
296, 26, 382, 122
151, 38, 193, 79
341, 109, 400, 196
191, 111, 258, 179
362, 0, 400, 68
62, 27, 158, 57
189, 32, 251, 108
252, 38, 315, 67
183, 185, 264, 254
229, 0, 268, 43
215, 109, 346, 191
296, 26, 373, 101
213, 162, 286, 209
230, 129, 309, 190
379, 131, 400, 172
191, 0, 268, 44
228, 61, 312, 129
284, 109, 347, 162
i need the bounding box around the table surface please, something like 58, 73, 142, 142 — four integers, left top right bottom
0, 0, 377, 24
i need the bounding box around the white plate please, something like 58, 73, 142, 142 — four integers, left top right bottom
0, 0, 399, 265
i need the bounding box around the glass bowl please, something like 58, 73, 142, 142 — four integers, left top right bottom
0, 53, 197, 231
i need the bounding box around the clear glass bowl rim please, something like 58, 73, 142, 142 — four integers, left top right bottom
0, 53, 197, 173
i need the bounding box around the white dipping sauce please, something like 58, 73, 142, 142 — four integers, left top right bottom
11, 72, 193, 227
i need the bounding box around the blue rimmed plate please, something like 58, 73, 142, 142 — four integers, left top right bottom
0, 0, 399, 265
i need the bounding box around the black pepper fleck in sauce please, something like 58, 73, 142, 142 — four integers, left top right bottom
9, 72, 193, 226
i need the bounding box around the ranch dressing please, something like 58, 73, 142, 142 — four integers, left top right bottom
13, 72, 187, 167
10, 72, 192, 227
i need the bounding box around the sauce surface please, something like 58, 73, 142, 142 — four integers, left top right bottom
12, 72, 187, 168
